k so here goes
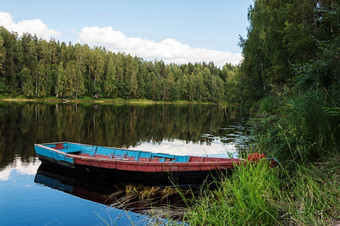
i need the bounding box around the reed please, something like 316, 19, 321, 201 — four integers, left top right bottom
183, 155, 340, 225
183, 160, 280, 225
278, 157, 340, 225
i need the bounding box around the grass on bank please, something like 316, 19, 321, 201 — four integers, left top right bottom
183, 160, 280, 225
182, 89, 338, 225
282, 159, 340, 225
182, 156, 339, 225
0, 94, 229, 105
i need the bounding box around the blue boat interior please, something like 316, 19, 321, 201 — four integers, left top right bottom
45, 142, 190, 163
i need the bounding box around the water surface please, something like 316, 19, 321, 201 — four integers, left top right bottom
0, 102, 251, 225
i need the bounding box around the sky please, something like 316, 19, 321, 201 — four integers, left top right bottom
0, 0, 253, 67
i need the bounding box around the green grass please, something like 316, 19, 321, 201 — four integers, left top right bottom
91, 154, 339, 225
0, 95, 229, 105
182, 156, 340, 225
279, 160, 340, 225
183, 160, 281, 225
251, 89, 339, 166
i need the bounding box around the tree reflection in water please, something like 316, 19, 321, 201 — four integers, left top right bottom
0, 102, 249, 168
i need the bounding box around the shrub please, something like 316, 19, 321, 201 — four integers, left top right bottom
253, 88, 339, 165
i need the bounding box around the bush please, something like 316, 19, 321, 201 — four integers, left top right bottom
253, 88, 339, 165
250, 95, 280, 117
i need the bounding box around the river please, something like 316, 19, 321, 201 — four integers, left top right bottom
0, 102, 251, 225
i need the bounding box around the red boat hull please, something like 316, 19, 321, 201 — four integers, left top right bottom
71, 154, 241, 173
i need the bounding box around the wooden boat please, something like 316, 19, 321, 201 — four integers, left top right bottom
34, 141, 242, 185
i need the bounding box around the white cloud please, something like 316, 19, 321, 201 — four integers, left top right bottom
129, 139, 237, 158
0, 157, 40, 181
79, 26, 242, 67
0, 167, 12, 181
0, 12, 241, 66
0, 12, 61, 40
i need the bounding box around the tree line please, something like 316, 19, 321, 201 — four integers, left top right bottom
237, 0, 339, 106
237, 0, 339, 162
0, 26, 238, 103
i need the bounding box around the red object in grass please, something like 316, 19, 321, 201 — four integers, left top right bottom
247, 153, 265, 161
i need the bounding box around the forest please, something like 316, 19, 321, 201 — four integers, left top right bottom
184, 0, 339, 225
236, 0, 339, 162
0, 26, 238, 103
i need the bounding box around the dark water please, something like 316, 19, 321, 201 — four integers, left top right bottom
0, 102, 251, 225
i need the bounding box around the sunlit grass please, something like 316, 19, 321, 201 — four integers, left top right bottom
182, 156, 340, 225
183, 160, 280, 225
0, 95, 227, 105
91, 156, 339, 225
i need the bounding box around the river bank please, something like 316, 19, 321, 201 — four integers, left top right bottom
182, 90, 340, 225
0, 95, 232, 106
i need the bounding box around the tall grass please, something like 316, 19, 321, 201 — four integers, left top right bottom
279, 160, 340, 225
252, 89, 339, 166
183, 160, 280, 225
183, 156, 340, 225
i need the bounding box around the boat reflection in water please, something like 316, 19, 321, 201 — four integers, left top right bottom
34, 163, 192, 222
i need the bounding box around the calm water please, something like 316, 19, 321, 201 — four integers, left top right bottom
0, 102, 251, 225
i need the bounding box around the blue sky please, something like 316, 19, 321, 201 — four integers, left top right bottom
0, 0, 253, 66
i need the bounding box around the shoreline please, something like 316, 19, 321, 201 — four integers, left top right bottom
0, 97, 232, 106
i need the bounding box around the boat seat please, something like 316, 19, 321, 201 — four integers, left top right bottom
66, 150, 81, 154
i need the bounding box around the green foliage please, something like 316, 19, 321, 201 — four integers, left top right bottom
0, 76, 6, 93
324, 107, 340, 117
0, 36, 5, 72
18, 67, 34, 97
250, 95, 280, 116
239, 0, 339, 104
250, 22, 340, 164
294, 36, 340, 93
184, 157, 340, 225
184, 161, 281, 225
0, 26, 238, 103
279, 162, 340, 225
253, 89, 339, 165
224, 3, 340, 224
239, 0, 340, 164
103, 55, 117, 98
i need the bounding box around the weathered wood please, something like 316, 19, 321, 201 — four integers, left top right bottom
35, 141, 242, 183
